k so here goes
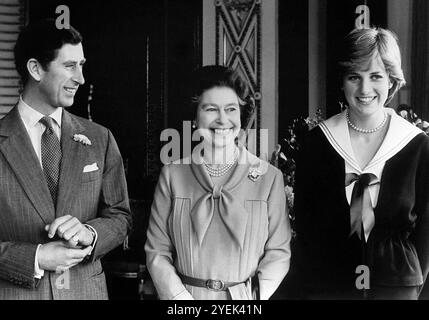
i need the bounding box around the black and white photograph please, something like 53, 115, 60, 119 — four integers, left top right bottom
1, 0, 429, 310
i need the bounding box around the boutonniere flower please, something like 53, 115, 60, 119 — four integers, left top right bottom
248, 167, 262, 182
73, 134, 92, 146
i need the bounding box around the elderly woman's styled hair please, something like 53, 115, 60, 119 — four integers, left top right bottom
189, 65, 255, 129
338, 27, 405, 105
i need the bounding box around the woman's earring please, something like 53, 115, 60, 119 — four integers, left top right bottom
192, 121, 196, 129
339, 101, 347, 112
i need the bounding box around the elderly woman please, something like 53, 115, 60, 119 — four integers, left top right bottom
145, 65, 291, 300
293, 27, 429, 300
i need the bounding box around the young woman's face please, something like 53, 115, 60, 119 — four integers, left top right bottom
195, 86, 241, 149
343, 54, 392, 117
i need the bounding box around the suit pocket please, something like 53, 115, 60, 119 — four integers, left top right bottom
81, 170, 101, 183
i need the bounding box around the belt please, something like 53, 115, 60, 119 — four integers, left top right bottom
178, 273, 245, 291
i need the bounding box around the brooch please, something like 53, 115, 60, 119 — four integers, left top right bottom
248, 167, 262, 182
73, 134, 92, 146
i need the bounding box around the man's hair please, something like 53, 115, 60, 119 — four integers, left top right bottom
189, 65, 255, 129
14, 18, 83, 84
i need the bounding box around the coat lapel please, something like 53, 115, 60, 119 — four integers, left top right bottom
55, 110, 87, 218
0, 107, 55, 223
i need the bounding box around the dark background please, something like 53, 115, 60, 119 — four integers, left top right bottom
28, 0, 202, 299
29, 0, 316, 201
28, 0, 343, 200
325, 0, 387, 117
27, 0, 390, 200
278, 0, 309, 143
28, 0, 202, 201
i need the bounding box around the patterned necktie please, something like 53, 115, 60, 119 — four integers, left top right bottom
40, 116, 62, 205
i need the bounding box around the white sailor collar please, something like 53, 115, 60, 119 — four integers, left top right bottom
319, 107, 423, 173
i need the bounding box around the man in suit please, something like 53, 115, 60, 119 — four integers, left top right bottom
0, 19, 131, 299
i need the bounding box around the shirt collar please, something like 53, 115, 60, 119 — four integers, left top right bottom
319, 107, 422, 174
17, 96, 63, 128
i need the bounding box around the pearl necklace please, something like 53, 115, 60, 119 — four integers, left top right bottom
346, 110, 387, 134
203, 149, 239, 177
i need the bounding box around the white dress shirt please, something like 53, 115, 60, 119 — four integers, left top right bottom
18, 97, 63, 279
18, 97, 63, 166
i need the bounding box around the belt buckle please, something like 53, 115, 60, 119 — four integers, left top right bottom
206, 279, 225, 291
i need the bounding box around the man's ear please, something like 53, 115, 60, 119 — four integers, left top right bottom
26, 58, 44, 82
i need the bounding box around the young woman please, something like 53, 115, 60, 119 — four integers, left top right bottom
293, 27, 429, 300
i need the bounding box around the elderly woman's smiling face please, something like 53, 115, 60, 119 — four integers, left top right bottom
343, 54, 393, 118
195, 86, 241, 149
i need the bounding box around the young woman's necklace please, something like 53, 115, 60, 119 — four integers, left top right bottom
346, 110, 387, 134
203, 148, 239, 177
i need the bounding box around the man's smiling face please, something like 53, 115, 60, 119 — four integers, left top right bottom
38, 43, 86, 109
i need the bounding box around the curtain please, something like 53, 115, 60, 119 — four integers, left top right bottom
411, 0, 429, 121
0, 0, 26, 118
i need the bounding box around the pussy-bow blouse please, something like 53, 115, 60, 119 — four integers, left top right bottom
145, 147, 291, 300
